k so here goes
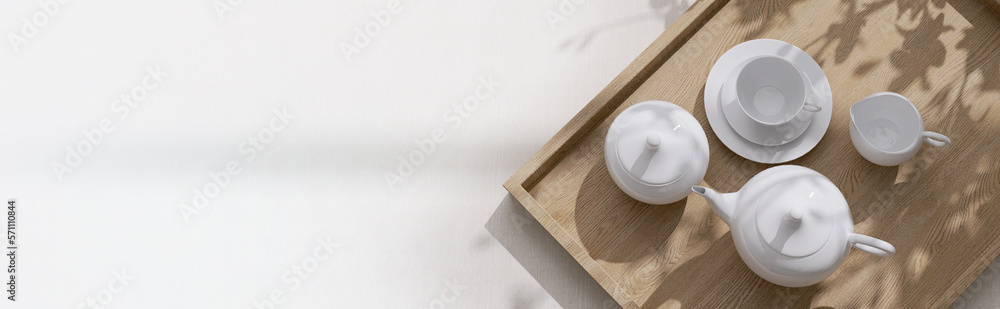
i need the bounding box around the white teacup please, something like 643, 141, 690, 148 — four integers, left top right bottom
849, 92, 951, 166
722, 55, 824, 146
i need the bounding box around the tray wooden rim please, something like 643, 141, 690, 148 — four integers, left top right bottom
503, 0, 1000, 308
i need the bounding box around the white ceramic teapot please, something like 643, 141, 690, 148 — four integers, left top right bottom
691, 165, 895, 287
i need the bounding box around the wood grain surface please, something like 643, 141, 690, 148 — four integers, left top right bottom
986, 0, 1000, 15
504, 0, 1000, 307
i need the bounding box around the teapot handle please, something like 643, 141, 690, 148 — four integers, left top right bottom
849, 234, 895, 257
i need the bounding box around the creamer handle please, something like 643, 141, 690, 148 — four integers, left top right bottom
922, 131, 951, 148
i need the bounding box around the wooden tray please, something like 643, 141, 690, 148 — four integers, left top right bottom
503, 0, 1000, 307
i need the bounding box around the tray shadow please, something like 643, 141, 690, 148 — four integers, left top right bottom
640, 235, 824, 309
575, 159, 687, 263
486, 194, 622, 309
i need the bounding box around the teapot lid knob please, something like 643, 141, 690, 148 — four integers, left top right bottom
646, 133, 661, 150
755, 188, 834, 258
787, 206, 804, 222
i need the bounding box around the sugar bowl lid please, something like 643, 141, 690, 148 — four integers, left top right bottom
605, 100, 709, 204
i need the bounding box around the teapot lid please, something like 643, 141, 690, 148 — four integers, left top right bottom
753, 178, 840, 258
611, 102, 696, 185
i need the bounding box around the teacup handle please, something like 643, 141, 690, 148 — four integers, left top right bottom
922, 131, 951, 147
849, 233, 895, 257
802, 87, 824, 112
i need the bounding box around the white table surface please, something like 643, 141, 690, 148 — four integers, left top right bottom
0, 0, 996, 308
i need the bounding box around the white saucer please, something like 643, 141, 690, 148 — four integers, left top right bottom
704, 39, 833, 164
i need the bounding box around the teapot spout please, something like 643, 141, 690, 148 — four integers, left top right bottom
692, 186, 736, 225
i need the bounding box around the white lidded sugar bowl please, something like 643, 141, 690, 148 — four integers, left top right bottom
604, 100, 709, 204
